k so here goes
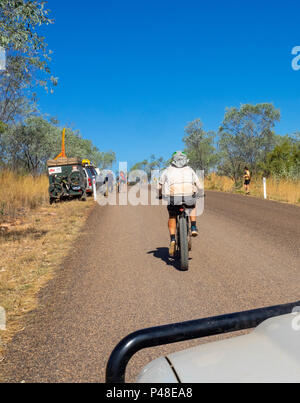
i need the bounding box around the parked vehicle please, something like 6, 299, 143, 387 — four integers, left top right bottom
106, 300, 300, 383
82, 160, 98, 196
47, 157, 87, 204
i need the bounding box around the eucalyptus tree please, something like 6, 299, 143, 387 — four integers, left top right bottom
0, 0, 57, 123
183, 119, 218, 173
0, 116, 116, 174
218, 103, 280, 184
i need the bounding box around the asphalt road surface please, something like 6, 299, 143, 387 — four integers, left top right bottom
1, 190, 300, 383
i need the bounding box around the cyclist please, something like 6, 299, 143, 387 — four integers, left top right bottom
158, 151, 202, 257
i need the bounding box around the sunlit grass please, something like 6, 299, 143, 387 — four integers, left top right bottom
0, 197, 94, 365
205, 173, 300, 205
0, 171, 49, 223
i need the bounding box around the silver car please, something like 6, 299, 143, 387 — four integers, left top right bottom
83, 165, 98, 195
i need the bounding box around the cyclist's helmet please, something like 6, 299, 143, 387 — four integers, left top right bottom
171, 151, 189, 168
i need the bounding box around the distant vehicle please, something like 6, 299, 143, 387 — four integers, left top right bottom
47, 157, 87, 204
106, 300, 300, 383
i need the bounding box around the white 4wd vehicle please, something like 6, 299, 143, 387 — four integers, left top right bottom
83, 165, 98, 195
106, 301, 300, 383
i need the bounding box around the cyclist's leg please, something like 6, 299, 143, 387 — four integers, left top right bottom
190, 207, 196, 222
167, 206, 178, 256
167, 205, 178, 235
168, 217, 176, 236
189, 206, 198, 237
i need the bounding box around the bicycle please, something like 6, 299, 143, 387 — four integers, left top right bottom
173, 193, 205, 270
159, 193, 204, 271
175, 204, 192, 271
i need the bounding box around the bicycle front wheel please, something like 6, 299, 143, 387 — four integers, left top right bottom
178, 216, 189, 271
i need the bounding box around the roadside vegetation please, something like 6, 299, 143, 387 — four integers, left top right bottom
0, 169, 97, 361
0, 171, 48, 223
0, 1, 114, 362
0, 198, 94, 361
131, 106, 300, 206
0, 1, 115, 175
182, 104, 300, 205
0, 117, 116, 175
205, 173, 300, 205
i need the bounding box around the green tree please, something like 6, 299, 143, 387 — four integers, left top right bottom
130, 160, 148, 172
0, 56, 37, 123
0, 121, 7, 133
61, 128, 116, 168
130, 155, 165, 180
0, 0, 57, 88
0, 116, 58, 173
259, 136, 300, 179
0, 117, 116, 174
97, 151, 116, 169
218, 103, 280, 184
0, 1, 57, 123
183, 119, 218, 173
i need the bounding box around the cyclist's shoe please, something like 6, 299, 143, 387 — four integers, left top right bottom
191, 225, 199, 237
169, 240, 176, 257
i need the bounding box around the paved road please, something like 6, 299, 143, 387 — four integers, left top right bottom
1, 191, 300, 382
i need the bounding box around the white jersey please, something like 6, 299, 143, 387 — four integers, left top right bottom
159, 166, 201, 196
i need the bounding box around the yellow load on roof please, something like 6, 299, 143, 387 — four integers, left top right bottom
82, 159, 92, 166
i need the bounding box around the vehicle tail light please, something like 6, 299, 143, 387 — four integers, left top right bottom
88, 178, 92, 186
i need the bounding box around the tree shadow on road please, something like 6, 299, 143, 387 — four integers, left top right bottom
147, 247, 189, 272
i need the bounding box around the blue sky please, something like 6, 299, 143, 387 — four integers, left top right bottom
37, 0, 300, 167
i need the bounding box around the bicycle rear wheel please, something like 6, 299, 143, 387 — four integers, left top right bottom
178, 216, 189, 271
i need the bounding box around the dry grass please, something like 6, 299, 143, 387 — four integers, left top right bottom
0, 197, 94, 363
0, 171, 49, 223
251, 177, 300, 205
205, 173, 235, 193
205, 173, 300, 205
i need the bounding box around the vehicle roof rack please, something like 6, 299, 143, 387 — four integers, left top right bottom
47, 157, 82, 167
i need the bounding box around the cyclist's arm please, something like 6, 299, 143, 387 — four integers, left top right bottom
158, 186, 162, 198
158, 180, 164, 198
192, 170, 202, 191
158, 169, 167, 198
